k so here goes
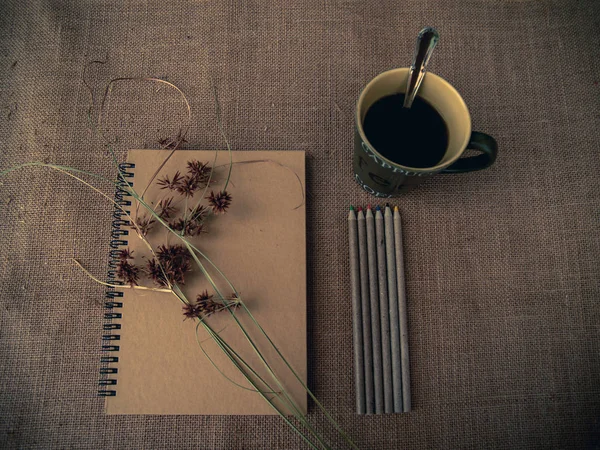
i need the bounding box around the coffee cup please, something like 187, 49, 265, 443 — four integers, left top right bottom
354, 68, 498, 197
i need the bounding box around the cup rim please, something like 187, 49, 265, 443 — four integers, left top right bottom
356, 68, 472, 173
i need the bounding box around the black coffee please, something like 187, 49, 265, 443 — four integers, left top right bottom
363, 93, 448, 168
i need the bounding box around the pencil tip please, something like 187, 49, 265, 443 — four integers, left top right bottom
394, 205, 399, 212
386, 203, 390, 208
357, 206, 363, 212
375, 205, 381, 211
349, 205, 354, 211
367, 204, 372, 210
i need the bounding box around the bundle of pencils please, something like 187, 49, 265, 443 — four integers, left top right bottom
348, 204, 411, 414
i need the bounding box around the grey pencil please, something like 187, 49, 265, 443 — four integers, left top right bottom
394, 206, 411, 412
365, 206, 384, 414
348, 207, 365, 414
357, 207, 375, 414
385, 204, 403, 413
375, 205, 393, 414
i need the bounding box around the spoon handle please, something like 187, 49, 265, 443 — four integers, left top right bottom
403, 27, 440, 109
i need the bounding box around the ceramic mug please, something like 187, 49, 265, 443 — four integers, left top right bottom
354, 68, 498, 197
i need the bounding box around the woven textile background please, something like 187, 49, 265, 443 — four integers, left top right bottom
1, 0, 599, 448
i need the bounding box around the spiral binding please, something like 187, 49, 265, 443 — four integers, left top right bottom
98, 162, 135, 397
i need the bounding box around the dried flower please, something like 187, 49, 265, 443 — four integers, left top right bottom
146, 258, 169, 287
155, 244, 191, 285
187, 160, 212, 185
169, 218, 182, 231
172, 218, 207, 237
156, 244, 188, 262
118, 248, 134, 261
188, 205, 209, 222
182, 302, 200, 320
181, 290, 237, 320
159, 131, 187, 150
157, 197, 177, 219
195, 290, 220, 317
169, 218, 185, 233
192, 221, 208, 236
196, 290, 214, 302
176, 175, 199, 198
132, 215, 155, 236
116, 260, 140, 286
228, 292, 241, 311
157, 171, 184, 191
207, 190, 232, 214
172, 218, 208, 237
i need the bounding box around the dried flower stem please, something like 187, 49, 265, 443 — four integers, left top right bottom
181, 242, 328, 446
181, 238, 356, 448
171, 286, 285, 398
41, 163, 174, 290
176, 282, 323, 450
82, 65, 192, 219
199, 325, 320, 450
215, 159, 305, 210
193, 309, 279, 394
95, 75, 192, 212
211, 83, 233, 191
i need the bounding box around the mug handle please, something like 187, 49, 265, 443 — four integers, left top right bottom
441, 131, 498, 173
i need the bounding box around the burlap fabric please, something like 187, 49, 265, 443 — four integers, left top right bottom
1, 1, 598, 448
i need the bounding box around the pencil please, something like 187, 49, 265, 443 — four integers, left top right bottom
366, 205, 384, 413
394, 206, 411, 412
357, 207, 374, 413
385, 204, 403, 413
375, 205, 393, 413
348, 206, 365, 414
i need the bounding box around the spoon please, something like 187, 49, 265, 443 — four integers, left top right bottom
403, 27, 440, 109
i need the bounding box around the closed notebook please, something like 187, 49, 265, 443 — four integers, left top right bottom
101, 150, 307, 415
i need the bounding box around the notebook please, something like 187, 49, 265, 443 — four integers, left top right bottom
100, 150, 307, 415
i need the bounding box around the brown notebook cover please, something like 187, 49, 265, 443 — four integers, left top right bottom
104, 150, 306, 415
